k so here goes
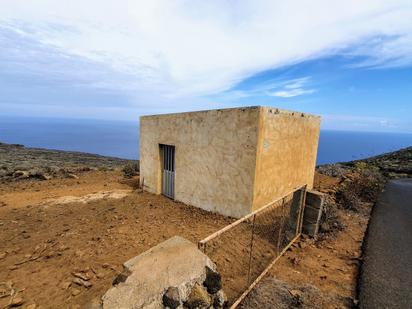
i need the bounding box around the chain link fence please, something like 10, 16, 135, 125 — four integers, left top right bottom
198, 186, 306, 306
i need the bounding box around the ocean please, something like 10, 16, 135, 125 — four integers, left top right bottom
1, 116, 411, 165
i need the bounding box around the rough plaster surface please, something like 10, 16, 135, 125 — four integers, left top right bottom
102, 236, 216, 309
140, 107, 260, 218
252, 107, 320, 210
140, 106, 320, 218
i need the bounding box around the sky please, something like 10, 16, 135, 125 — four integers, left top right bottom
1, 0, 412, 132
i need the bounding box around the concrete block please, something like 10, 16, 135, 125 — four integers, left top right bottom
302, 190, 324, 237
305, 190, 325, 209
102, 236, 218, 309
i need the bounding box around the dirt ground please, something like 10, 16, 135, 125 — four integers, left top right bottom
0, 170, 377, 309
241, 172, 372, 308
0, 171, 233, 309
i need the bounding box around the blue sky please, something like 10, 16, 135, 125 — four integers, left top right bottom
1, 1, 412, 132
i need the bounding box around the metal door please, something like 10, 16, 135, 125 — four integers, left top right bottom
161, 144, 175, 199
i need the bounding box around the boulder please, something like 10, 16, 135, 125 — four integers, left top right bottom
203, 266, 222, 294
102, 236, 218, 309
162, 287, 181, 309
185, 283, 211, 309
212, 290, 227, 308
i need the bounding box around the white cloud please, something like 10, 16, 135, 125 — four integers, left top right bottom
267, 77, 316, 98
271, 88, 316, 98
1, 0, 412, 100
213, 76, 316, 100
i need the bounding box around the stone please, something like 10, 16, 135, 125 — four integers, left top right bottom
0, 252, 7, 259
13, 170, 29, 178
203, 266, 222, 294
72, 272, 91, 281
59, 281, 71, 290
289, 289, 304, 306
26, 304, 37, 309
185, 283, 211, 309
213, 290, 227, 308
10, 296, 24, 306
112, 271, 130, 286
73, 278, 92, 288
67, 173, 79, 179
71, 288, 82, 296
38, 173, 52, 181
102, 236, 217, 309
162, 287, 181, 309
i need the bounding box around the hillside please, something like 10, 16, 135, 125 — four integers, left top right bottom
0, 142, 138, 183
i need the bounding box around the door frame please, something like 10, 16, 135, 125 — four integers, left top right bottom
159, 144, 175, 199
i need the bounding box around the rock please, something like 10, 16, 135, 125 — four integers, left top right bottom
71, 288, 81, 296
185, 283, 211, 309
212, 290, 227, 308
13, 170, 29, 178
0, 252, 7, 259
73, 278, 92, 288
289, 289, 304, 306
102, 236, 217, 309
203, 266, 222, 294
59, 281, 71, 290
72, 272, 91, 281
162, 286, 181, 309
26, 304, 37, 309
38, 173, 52, 181
67, 173, 79, 179
112, 271, 130, 286
10, 295, 24, 306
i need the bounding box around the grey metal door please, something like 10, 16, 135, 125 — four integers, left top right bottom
161, 144, 175, 199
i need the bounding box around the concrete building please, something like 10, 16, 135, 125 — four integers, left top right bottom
140, 106, 320, 218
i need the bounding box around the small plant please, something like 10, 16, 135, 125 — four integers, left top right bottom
122, 162, 139, 178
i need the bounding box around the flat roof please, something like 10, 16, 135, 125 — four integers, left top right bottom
140, 105, 320, 119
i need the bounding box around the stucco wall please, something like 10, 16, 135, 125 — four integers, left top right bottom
140, 107, 260, 218
252, 107, 320, 211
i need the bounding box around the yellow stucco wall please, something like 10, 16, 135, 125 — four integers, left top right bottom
140, 107, 260, 218
252, 107, 320, 211
140, 106, 320, 218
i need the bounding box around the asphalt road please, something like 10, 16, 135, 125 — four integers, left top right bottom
359, 179, 412, 309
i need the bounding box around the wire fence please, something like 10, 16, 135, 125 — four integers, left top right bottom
198, 186, 306, 307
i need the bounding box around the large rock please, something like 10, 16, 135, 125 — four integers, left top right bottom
185, 283, 211, 309
102, 236, 217, 309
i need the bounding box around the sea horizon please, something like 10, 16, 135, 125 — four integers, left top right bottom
1, 115, 411, 165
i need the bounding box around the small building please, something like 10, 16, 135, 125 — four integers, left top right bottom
140, 106, 320, 218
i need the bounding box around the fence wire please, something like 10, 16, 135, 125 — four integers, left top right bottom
198, 186, 306, 306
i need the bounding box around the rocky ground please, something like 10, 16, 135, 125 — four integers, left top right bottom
0, 142, 138, 183
0, 142, 410, 308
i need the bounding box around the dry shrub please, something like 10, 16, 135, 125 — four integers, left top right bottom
318, 195, 345, 234
122, 162, 139, 178
336, 166, 385, 211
